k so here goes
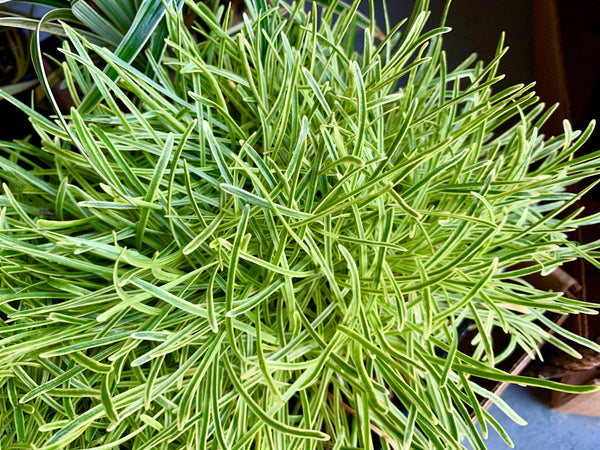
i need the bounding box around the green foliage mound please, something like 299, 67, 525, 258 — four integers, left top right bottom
1, 1, 600, 448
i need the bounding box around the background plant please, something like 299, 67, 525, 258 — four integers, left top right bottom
0, 0, 194, 102
1, 0, 600, 449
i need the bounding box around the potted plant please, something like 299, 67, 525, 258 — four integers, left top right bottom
1, 0, 599, 448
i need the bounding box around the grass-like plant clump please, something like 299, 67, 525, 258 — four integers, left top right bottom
1, 0, 600, 448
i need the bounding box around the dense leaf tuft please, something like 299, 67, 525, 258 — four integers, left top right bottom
1, 1, 600, 449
